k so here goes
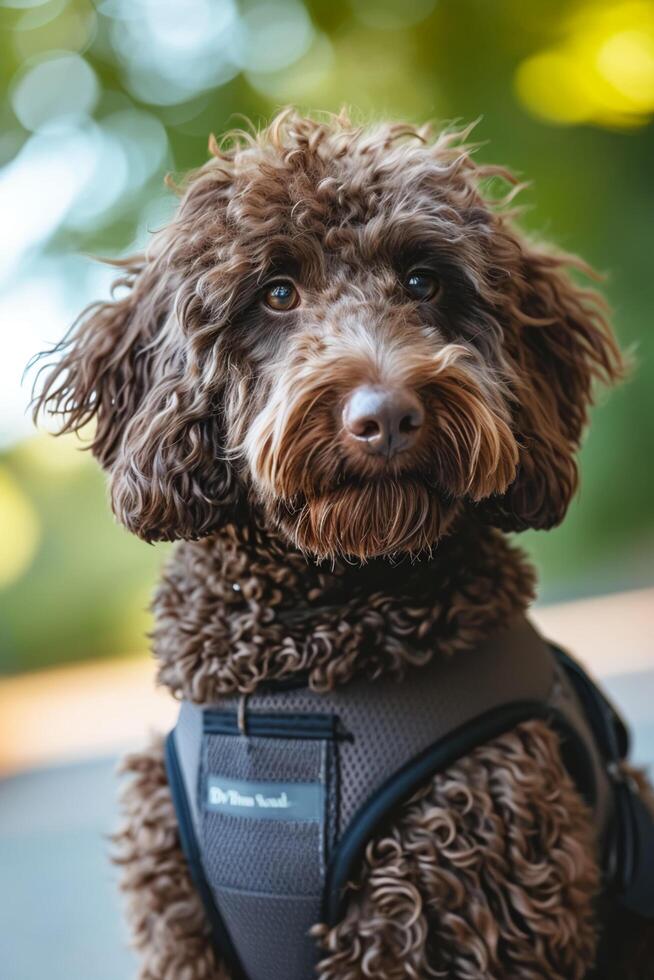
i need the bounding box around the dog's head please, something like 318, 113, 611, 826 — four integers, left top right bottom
34, 111, 624, 560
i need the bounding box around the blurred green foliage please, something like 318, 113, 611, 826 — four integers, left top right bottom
0, 438, 164, 674
1, 0, 653, 675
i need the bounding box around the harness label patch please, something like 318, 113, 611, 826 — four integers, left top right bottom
206, 775, 324, 822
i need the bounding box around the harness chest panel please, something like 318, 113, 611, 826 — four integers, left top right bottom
164, 617, 642, 980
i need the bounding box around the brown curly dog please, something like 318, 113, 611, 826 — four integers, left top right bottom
35, 110, 653, 979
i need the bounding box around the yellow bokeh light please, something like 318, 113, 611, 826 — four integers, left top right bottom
0, 466, 41, 589
515, 1, 654, 129
596, 29, 654, 105
515, 51, 599, 125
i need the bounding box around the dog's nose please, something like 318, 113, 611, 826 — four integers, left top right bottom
342, 386, 424, 457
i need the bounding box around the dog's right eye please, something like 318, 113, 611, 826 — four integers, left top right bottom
264, 280, 300, 312
403, 270, 440, 302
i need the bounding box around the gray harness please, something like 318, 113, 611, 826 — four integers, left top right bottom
165, 616, 654, 980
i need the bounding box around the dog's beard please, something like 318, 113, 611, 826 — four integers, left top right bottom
237, 343, 518, 560
269, 479, 458, 561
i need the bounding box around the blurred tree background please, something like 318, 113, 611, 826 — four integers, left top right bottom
1, 0, 653, 675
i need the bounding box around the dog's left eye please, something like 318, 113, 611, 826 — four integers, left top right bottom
404, 271, 440, 301
264, 280, 300, 312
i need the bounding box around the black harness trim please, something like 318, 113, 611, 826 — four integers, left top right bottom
551, 644, 630, 760
553, 645, 654, 916
203, 709, 348, 741
323, 698, 597, 924
165, 642, 654, 979
164, 732, 248, 980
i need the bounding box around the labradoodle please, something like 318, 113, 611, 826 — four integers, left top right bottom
35, 110, 653, 979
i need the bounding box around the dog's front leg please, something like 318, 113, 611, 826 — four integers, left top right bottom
114, 737, 230, 980
315, 719, 600, 980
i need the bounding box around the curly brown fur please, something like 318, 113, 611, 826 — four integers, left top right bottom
33, 110, 623, 555
113, 737, 226, 980
115, 723, 605, 980
313, 720, 600, 980
114, 740, 654, 980
33, 110, 651, 979
152, 517, 534, 699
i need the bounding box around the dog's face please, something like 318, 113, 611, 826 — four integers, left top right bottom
229, 197, 519, 559
35, 112, 623, 560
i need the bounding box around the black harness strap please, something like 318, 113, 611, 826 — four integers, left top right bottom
165, 732, 249, 980
165, 640, 654, 980
324, 697, 597, 924
553, 645, 654, 917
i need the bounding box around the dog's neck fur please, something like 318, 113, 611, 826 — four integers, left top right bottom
152, 512, 536, 702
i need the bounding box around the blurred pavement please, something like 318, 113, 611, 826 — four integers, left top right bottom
0, 756, 135, 980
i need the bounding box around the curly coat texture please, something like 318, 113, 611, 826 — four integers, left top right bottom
152, 518, 534, 700
34, 110, 652, 978
312, 721, 599, 980
115, 721, 599, 980
34, 111, 622, 554
113, 739, 224, 980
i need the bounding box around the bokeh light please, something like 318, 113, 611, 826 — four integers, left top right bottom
107, 0, 240, 105
0, 466, 40, 588
235, 0, 314, 73
0, 0, 652, 677
11, 0, 96, 60
515, 1, 654, 128
11, 51, 99, 132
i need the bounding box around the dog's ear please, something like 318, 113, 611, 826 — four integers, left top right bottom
32, 257, 165, 470
33, 165, 240, 542
107, 302, 240, 542
481, 243, 625, 531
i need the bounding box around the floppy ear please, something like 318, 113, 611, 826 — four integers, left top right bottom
107, 312, 240, 542
33, 178, 239, 541
482, 243, 625, 531
32, 257, 164, 470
